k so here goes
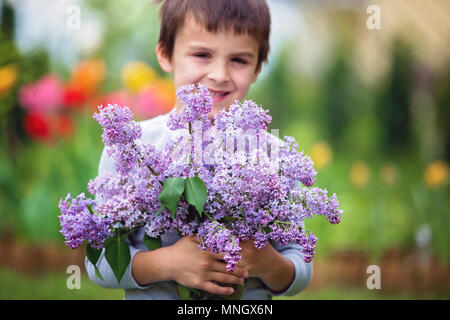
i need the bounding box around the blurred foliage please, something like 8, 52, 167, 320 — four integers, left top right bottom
0, 112, 103, 243
376, 38, 415, 157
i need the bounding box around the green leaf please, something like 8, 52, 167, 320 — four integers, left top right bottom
87, 204, 95, 215
86, 243, 102, 265
176, 284, 195, 300
184, 177, 207, 216
104, 229, 131, 284
158, 177, 185, 218
94, 265, 104, 281
143, 234, 162, 251
222, 283, 246, 300
86, 243, 104, 281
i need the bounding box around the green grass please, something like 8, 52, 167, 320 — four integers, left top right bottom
275, 286, 449, 300
1, 267, 447, 300
0, 267, 123, 300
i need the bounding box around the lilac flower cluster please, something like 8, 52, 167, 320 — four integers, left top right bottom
58, 83, 342, 275
58, 193, 112, 249
93, 104, 143, 174
197, 221, 241, 272
168, 83, 213, 130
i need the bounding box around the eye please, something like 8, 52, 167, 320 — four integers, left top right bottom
232, 58, 248, 65
193, 52, 210, 59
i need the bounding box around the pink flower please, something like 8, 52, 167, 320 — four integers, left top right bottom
19, 75, 64, 113
133, 87, 169, 119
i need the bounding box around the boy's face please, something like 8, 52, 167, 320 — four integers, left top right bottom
156, 15, 262, 116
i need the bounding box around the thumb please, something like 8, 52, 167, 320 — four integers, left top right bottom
189, 234, 201, 243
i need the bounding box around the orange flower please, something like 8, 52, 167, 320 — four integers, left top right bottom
424, 160, 449, 189
66, 59, 106, 104
148, 78, 175, 111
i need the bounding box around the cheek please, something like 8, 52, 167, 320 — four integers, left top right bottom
233, 76, 252, 97
173, 61, 206, 86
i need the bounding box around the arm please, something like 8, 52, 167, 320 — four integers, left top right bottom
263, 242, 313, 296
237, 240, 313, 297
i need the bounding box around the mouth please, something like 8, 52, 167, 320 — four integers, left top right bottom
208, 89, 231, 102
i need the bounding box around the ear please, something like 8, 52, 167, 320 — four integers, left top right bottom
156, 43, 174, 73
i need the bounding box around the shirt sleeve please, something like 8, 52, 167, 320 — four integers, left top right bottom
268, 242, 313, 297
84, 147, 153, 290
84, 239, 153, 290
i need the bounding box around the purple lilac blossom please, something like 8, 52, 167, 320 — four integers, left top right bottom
58, 193, 112, 249
197, 221, 241, 272
93, 104, 142, 146
168, 83, 213, 130
279, 136, 317, 188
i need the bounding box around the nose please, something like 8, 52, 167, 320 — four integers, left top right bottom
207, 60, 230, 84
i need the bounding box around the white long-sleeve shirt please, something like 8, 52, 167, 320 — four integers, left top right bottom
84, 110, 313, 300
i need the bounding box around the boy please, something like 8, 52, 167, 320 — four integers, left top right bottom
85, 0, 313, 299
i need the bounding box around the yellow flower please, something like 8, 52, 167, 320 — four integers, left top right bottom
350, 161, 370, 188
309, 142, 333, 169
0, 64, 18, 98
121, 61, 156, 92
424, 160, 449, 189
380, 162, 399, 186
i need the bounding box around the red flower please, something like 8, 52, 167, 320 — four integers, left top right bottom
63, 83, 87, 108
23, 113, 51, 141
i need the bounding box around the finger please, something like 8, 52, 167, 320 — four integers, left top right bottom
201, 281, 234, 296
236, 260, 249, 270
211, 261, 248, 278
210, 271, 245, 285
208, 251, 226, 260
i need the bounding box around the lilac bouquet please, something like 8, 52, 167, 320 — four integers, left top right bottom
58, 83, 342, 299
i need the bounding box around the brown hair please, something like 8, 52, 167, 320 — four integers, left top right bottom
155, 0, 271, 73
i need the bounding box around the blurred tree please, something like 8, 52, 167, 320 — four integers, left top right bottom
434, 63, 450, 162
376, 38, 415, 156
0, 0, 14, 40
248, 43, 305, 130
320, 43, 355, 146
0, 1, 50, 158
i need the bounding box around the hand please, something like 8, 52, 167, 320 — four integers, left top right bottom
237, 239, 296, 293
167, 235, 248, 296
236, 239, 273, 279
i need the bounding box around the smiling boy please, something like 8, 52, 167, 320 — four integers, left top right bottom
85, 0, 313, 299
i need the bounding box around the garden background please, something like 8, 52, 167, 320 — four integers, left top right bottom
0, 0, 448, 299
